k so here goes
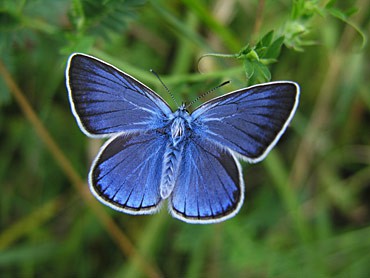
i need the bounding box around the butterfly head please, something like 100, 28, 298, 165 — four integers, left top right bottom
179, 102, 189, 112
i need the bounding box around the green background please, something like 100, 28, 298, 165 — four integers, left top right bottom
1, 0, 369, 277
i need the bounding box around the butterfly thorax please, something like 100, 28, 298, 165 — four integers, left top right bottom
169, 106, 192, 146
171, 117, 185, 146
160, 107, 191, 199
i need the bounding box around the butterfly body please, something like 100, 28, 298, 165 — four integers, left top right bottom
66, 53, 299, 224
160, 110, 188, 198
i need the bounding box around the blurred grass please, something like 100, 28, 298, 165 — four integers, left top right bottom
0, 0, 369, 277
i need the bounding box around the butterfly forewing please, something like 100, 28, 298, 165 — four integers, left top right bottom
191, 82, 299, 162
66, 53, 172, 137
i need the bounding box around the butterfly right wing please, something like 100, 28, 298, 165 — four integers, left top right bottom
66, 53, 172, 137
191, 82, 299, 163
89, 131, 167, 214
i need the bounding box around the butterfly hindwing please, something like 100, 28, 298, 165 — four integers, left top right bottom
169, 136, 244, 223
89, 131, 167, 214
191, 82, 299, 162
66, 53, 172, 137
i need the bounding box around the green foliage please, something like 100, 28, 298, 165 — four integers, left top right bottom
200, 0, 366, 85
286, 0, 365, 50
239, 31, 285, 84
68, 0, 146, 36
64, 0, 147, 53
0, 0, 369, 277
198, 30, 285, 85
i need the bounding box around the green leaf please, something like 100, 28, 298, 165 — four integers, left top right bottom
255, 62, 271, 82
243, 60, 255, 79
265, 35, 285, 59
238, 43, 251, 56
256, 30, 274, 49
68, 0, 147, 39
245, 49, 259, 61
325, 3, 366, 49
244, 60, 271, 85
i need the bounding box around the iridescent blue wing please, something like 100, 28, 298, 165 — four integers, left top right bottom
169, 136, 244, 223
191, 82, 299, 162
66, 53, 172, 137
89, 131, 167, 213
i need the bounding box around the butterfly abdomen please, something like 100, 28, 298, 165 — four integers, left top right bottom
160, 113, 190, 199
160, 142, 183, 199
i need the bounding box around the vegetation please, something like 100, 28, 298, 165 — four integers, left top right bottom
0, 0, 369, 277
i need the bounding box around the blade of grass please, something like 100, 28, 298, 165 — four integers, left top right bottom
120, 211, 169, 278
91, 49, 244, 88
263, 151, 309, 241
0, 242, 57, 267
150, 0, 211, 51
263, 151, 324, 274
0, 197, 62, 249
181, 0, 240, 52
170, 11, 199, 74
289, 0, 369, 189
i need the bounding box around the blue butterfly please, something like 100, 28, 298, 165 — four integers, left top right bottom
66, 53, 299, 224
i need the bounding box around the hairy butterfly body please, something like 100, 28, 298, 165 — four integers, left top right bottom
66, 53, 299, 224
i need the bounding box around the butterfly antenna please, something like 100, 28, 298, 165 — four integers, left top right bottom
150, 69, 179, 107
186, 80, 230, 109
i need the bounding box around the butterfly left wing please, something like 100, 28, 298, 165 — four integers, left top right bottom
169, 136, 244, 224
89, 131, 167, 214
191, 81, 299, 162
66, 53, 172, 137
